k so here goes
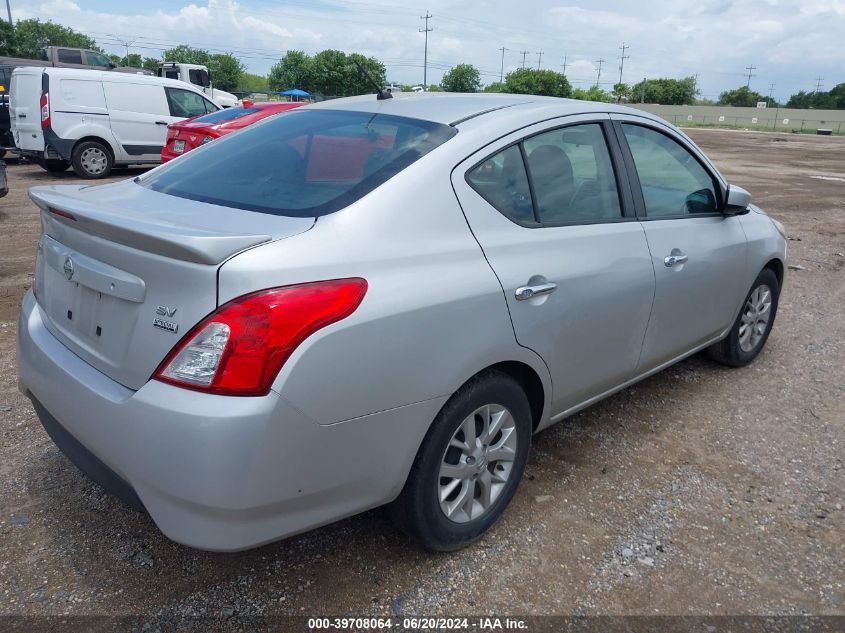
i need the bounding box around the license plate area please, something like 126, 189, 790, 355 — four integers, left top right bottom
173, 139, 185, 153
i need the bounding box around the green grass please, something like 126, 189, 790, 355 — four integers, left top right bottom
676, 121, 845, 136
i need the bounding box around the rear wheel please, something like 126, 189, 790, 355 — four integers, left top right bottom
389, 371, 532, 551
71, 140, 113, 178
707, 267, 779, 367
39, 158, 71, 173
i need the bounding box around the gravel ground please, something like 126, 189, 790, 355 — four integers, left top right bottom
0, 130, 843, 628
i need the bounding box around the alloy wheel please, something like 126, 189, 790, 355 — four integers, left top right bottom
438, 404, 518, 523
739, 284, 772, 352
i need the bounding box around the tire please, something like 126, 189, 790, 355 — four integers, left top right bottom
39, 158, 71, 173
71, 140, 113, 179
707, 267, 779, 367
389, 370, 532, 551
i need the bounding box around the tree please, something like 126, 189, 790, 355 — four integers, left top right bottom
572, 86, 613, 102
0, 19, 14, 56
718, 86, 766, 107
504, 68, 572, 97
141, 57, 161, 74
239, 72, 269, 94
630, 77, 697, 105
11, 18, 100, 59
612, 82, 630, 103
441, 64, 481, 93
483, 82, 505, 93
310, 49, 348, 96
786, 85, 844, 109
268, 50, 313, 92
207, 53, 245, 92
345, 52, 386, 96
162, 44, 210, 66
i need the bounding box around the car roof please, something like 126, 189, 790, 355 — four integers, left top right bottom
12, 65, 206, 92
306, 92, 662, 126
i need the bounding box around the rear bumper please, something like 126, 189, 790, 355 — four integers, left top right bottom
17, 290, 444, 551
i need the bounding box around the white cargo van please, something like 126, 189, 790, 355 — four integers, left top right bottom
10, 67, 218, 178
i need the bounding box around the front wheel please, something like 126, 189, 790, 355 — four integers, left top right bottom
71, 140, 113, 178
389, 371, 532, 551
707, 267, 780, 367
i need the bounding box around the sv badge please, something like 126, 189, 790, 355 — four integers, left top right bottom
155, 305, 177, 317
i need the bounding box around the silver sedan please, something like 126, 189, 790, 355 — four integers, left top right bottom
17, 93, 787, 551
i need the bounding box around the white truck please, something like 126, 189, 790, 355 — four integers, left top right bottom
157, 62, 239, 108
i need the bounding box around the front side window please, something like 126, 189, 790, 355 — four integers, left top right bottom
140, 109, 456, 217
622, 124, 719, 217
523, 123, 621, 224
165, 88, 216, 118
57, 49, 83, 64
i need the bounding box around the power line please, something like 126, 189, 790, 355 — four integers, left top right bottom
744, 64, 756, 88
520, 50, 529, 69
498, 46, 507, 83
536, 49, 543, 70
594, 58, 605, 87
419, 10, 433, 88
617, 42, 629, 85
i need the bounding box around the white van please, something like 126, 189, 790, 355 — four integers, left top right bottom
10, 67, 218, 178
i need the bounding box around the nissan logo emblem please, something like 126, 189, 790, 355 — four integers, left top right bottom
63, 256, 74, 281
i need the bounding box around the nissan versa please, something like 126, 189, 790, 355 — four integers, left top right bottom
17, 93, 787, 552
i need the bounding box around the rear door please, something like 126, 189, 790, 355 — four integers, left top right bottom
103, 81, 172, 161
452, 115, 656, 417
611, 116, 748, 370
9, 69, 44, 152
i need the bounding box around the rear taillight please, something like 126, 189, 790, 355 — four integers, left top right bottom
153, 278, 368, 396
40, 92, 50, 129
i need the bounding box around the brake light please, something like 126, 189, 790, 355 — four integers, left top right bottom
153, 279, 368, 396
40, 92, 50, 129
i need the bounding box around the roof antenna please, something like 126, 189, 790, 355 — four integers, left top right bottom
353, 59, 393, 100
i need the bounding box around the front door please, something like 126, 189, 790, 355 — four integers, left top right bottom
453, 117, 656, 417
612, 118, 748, 370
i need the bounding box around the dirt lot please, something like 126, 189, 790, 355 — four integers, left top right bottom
1, 130, 843, 627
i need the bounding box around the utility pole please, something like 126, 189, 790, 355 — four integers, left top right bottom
617, 42, 629, 85
594, 58, 605, 87
5, 0, 11, 25
744, 64, 756, 88
419, 11, 433, 88
561, 55, 568, 75
640, 77, 646, 103
536, 50, 543, 70
768, 82, 775, 101
520, 50, 529, 69
814, 77, 824, 93
692, 73, 699, 98
498, 47, 507, 83
109, 34, 137, 62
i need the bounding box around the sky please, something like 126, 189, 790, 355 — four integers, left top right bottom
14, 0, 845, 101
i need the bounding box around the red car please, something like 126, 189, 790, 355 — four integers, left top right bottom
161, 101, 304, 162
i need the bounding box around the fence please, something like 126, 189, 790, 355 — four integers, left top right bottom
629, 104, 845, 134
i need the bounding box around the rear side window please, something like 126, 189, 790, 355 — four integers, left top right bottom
523, 124, 621, 223
57, 49, 83, 64
467, 122, 623, 226
86, 52, 111, 67
165, 88, 216, 118
140, 109, 456, 217
466, 145, 534, 224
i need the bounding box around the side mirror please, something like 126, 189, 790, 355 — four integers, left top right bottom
108, 61, 117, 68
723, 184, 751, 216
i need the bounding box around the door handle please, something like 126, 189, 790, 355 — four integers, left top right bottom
515, 282, 557, 301
155, 120, 168, 125
664, 252, 689, 267
18, 113, 26, 118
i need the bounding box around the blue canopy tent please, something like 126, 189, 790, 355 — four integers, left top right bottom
277, 88, 311, 102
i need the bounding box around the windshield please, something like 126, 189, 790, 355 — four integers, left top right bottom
140, 109, 456, 217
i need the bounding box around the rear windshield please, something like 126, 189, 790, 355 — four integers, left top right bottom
193, 106, 260, 124
140, 109, 456, 217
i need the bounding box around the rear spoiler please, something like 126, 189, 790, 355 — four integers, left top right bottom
29, 187, 271, 265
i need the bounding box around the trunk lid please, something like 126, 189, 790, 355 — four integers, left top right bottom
30, 180, 315, 390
